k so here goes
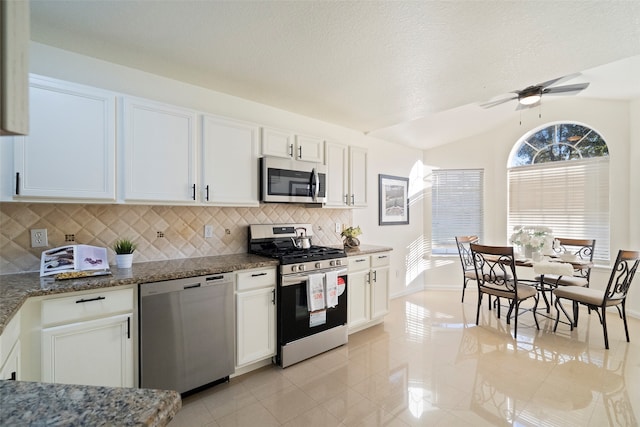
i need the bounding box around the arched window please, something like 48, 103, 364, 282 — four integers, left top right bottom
508, 122, 610, 261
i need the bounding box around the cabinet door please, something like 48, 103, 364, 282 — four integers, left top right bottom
0, 340, 20, 381
295, 135, 324, 163
122, 97, 197, 203
236, 287, 276, 367
370, 266, 390, 319
347, 270, 369, 330
261, 127, 294, 158
349, 146, 368, 207
202, 115, 259, 206
41, 313, 133, 387
1, 0, 29, 135
324, 142, 348, 207
14, 76, 116, 200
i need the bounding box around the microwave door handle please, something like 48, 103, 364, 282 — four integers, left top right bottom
311, 168, 319, 201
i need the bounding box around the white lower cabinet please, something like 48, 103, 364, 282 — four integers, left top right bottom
40, 287, 134, 387
347, 252, 390, 334
0, 313, 21, 381
235, 267, 276, 368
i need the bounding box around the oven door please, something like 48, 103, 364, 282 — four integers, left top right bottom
279, 267, 347, 345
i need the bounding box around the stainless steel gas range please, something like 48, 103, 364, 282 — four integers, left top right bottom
249, 223, 348, 368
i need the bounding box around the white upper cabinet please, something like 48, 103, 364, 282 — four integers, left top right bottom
201, 114, 260, 206
14, 76, 116, 201
294, 134, 324, 163
121, 96, 198, 203
324, 141, 349, 207
349, 146, 368, 207
1, 0, 29, 136
324, 142, 368, 208
261, 127, 295, 159
261, 127, 324, 163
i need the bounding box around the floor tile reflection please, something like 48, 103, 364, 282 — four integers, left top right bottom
169, 290, 639, 426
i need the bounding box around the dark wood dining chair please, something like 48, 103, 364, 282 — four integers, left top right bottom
470, 244, 539, 338
455, 235, 479, 302
536, 238, 596, 323
553, 249, 640, 349
540, 238, 596, 288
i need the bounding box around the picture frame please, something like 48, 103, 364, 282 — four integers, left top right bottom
378, 174, 409, 225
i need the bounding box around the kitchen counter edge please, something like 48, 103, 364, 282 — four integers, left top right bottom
0, 253, 279, 335
344, 244, 393, 256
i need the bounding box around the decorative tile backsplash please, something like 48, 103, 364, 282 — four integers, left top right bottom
0, 203, 352, 274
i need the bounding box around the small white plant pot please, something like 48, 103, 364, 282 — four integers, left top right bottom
115, 253, 134, 269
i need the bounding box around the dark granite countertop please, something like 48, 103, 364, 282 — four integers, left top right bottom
0, 253, 279, 335
0, 380, 181, 426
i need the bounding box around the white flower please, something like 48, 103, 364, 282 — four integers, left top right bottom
510, 226, 554, 250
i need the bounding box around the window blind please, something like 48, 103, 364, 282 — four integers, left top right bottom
508, 158, 610, 261
431, 169, 484, 254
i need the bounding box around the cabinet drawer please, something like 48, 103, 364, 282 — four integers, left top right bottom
371, 252, 391, 268
348, 256, 370, 273
0, 314, 20, 365
237, 268, 276, 291
42, 287, 133, 326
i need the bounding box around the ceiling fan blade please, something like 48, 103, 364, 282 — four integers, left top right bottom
543, 82, 590, 95
536, 72, 582, 89
479, 95, 518, 108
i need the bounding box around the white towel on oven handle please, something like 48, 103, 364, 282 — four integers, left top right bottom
325, 271, 338, 308
307, 273, 326, 311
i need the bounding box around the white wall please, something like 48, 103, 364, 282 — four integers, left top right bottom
26, 42, 426, 297
422, 97, 640, 316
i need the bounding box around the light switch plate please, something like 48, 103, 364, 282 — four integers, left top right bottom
335, 223, 342, 233
31, 228, 48, 247
204, 225, 214, 238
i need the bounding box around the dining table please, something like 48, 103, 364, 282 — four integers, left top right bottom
515, 255, 594, 318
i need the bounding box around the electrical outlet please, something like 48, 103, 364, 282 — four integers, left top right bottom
204, 225, 214, 238
31, 228, 48, 248
335, 223, 342, 233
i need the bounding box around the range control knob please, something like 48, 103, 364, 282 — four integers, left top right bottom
315, 262, 322, 269
291, 265, 298, 273
335, 259, 342, 266
329, 260, 336, 267
298, 265, 306, 272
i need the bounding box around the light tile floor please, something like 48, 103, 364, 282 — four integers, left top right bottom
169, 290, 639, 426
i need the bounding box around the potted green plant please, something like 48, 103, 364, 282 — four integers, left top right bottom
113, 238, 136, 268
341, 226, 362, 248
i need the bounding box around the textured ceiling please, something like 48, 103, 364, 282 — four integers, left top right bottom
30, 1, 640, 149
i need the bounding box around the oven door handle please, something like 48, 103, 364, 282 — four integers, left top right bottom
281, 267, 348, 287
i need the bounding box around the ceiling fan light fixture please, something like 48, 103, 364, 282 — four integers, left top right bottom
519, 94, 541, 105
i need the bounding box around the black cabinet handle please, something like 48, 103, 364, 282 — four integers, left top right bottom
271, 289, 275, 305
345, 194, 349, 205
355, 259, 366, 263
251, 272, 267, 277
206, 275, 224, 281
192, 184, 196, 200
205, 185, 210, 201
351, 194, 355, 205
373, 270, 377, 283
9, 371, 16, 381
76, 296, 106, 304
15, 172, 20, 195
183, 283, 201, 289
289, 143, 294, 157
127, 317, 131, 339
298, 145, 302, 158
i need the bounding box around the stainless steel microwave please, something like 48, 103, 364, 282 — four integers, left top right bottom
260, 156, 327, 204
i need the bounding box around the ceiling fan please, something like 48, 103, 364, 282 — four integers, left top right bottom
480, 73, 590, 109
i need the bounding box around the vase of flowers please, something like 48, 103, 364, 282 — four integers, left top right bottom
509, 226, 554, 259
341, 226, 362, 248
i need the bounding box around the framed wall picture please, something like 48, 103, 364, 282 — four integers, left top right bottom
378, 174, 409, 225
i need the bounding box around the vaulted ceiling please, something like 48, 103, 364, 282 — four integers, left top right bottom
30, 1, 640, 149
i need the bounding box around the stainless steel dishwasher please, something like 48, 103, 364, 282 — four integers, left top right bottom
139, 273, 234, 394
